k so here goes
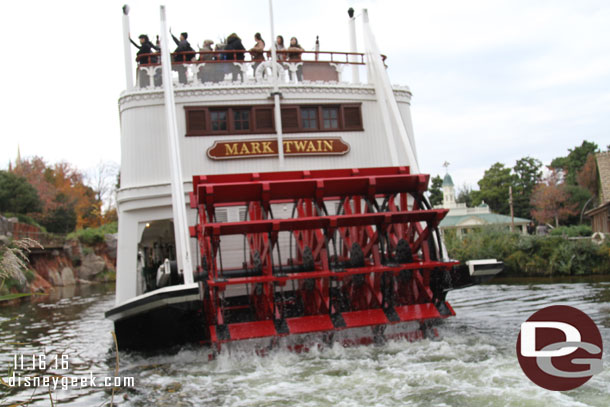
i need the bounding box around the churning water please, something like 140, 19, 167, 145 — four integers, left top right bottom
1, 278, 609, 406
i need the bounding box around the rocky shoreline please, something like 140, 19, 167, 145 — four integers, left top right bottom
0, 215, 117, 303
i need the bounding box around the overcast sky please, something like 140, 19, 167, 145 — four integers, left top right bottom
1, 0, 609, 190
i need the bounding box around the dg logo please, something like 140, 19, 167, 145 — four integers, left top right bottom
516, 305, 603, 391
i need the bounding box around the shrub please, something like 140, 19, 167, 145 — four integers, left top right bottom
67, 222, 118, 246
444, 226, 609, 276
549, 225, 592, 237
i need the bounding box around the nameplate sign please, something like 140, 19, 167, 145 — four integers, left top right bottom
207, 137, 350, 160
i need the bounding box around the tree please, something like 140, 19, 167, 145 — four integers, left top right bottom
550, 140, 599, 185
428, 175, 443, 207
512, 156, 542, 219
86, 161, 119, 215
40, 205, 77, 234
576, 153, 598, 197
456, 184, 474, 207
472, 163, 515, 214
530, 171, 578, 227
0, 171, 42, 214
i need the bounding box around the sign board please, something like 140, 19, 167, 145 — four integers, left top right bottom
207, 137, 350, 160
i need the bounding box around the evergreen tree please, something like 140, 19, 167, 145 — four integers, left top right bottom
428, 175, 443, 207
0, 171, 42, 214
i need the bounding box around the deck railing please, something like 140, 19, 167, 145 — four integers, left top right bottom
131, 50, 386, 89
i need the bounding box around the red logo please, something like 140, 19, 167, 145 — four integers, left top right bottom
516, 305, 603, 391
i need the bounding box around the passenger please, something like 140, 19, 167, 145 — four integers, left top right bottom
224, 33, 245, 61
250, 33, 266, 77
274, 35, 286, 61
249, 33, 266, 61
130, 34, 160, 87
287, 37, 304, 61
224, 33, 246, 82
287, 37, 304, 81
130, 34, 159, 65
170, 30, 195, 84
199, 39, 215, 61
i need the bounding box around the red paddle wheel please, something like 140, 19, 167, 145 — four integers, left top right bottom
189, 167, 458, 349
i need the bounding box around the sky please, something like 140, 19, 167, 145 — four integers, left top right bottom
1, 0, 609, 191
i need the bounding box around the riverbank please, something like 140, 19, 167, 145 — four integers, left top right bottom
445, 226, 610, 277
0, 222, 117, 304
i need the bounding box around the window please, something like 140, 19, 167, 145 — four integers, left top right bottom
210, 110, 227, 131
233, 109, 250, 131
322, 107, 339, 129
185, 104, 363, 136
301, 108, 318, 129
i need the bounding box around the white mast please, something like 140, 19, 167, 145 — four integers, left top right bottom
159, 5, 194, 284
362, 9, 419, 173
347, 8, 360, 83
268, 0, 284, 167
122, 5, 134, 89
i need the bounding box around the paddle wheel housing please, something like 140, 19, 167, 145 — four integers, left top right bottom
189, 166, 458, 348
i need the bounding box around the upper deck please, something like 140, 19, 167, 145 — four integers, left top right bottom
124, 49, 392, 92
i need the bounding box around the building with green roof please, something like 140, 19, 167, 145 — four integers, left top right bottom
436, 172, 530, 237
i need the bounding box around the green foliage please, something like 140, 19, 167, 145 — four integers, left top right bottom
0, 171, 42, 214
40, 204, 77, 234
550, 140, 599, 185
512, 156, 543, 219
445, 227, 610, 276
67, 222, 118, 246
563, 184, 593, 225
471, 163, 515, 215
549, 225, 593, 237
456, 185, 473, 207
428, 175, 443, 207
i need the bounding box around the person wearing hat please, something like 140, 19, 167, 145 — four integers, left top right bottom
170, 30, 194, 83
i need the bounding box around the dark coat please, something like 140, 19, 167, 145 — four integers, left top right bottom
172, 34, 194, 62
131, 39, 159, 64
224, 36, 245, 61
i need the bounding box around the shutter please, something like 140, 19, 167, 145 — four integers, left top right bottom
254, 107, 274, 131
281, 107, 299, 132
186, 108, 207, 135
343, 105, 362, 129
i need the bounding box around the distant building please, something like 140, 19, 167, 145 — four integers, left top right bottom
436, 172, 530, 237
585, 151, 610, 234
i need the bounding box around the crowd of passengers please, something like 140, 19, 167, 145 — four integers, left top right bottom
130, 31, 306, 65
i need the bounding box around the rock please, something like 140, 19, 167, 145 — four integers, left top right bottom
30, 271, 52, 293
60, 267, 76, 286
0, 235, 9, 246
105, 233, 118, 260
7, 217, 18, 223
78, 253, 107, 280
48, 269, 63, 286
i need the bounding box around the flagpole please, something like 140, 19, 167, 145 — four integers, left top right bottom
122, 5, 134, 89
268, 0, 284, 167
159, 5, 194, 285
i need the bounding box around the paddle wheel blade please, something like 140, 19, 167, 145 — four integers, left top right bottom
190, 167, 459, 348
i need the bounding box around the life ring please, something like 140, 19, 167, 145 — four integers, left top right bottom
591, 232, 605, 244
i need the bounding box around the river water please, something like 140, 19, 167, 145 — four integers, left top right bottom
1, 278, 609, 407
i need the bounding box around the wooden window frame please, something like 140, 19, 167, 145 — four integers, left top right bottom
185, 103, 363, 136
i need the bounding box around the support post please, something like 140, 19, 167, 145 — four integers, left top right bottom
268, 0, 284, 167
122, 5, 134, 89
159, 5, 194, 284
348, 8, 360, 83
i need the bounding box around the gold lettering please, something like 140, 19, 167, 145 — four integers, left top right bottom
262, 142, 273, 153
306, 141, 316, 152
239, 143, 251, 155
294, 140, 308, 152
323, 140, 333, 152
283, 141, 292, 153
317, 140, 322, 150
251, 142, 262, 154
225, 143, 239, 155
